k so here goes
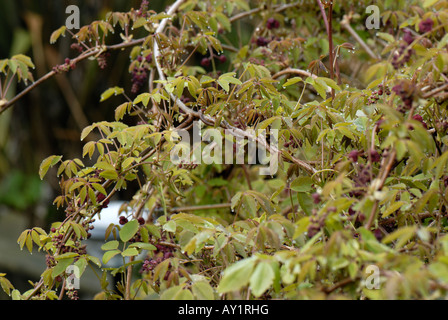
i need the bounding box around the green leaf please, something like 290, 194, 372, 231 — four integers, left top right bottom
121, 247, 139, 257
121, 157, 135, 170
80, 127, 94, 144
217, 78, 230, 92
217, 257, 257, 294
11, 289, 22, 300
17, 230, 28, 251
39, 155, 63, 180
423, 0, 439, 8
119, 220, 139, 242
382, 201, 404, 218
50, 26, 66, 44
249, 262, 275, 297
0, 276, 14, 296
376, 32, 395, 43
191, 281, 215, 300
163, 220, 177, 233
283, 77, 303, 87
133, 93, 151, 107
95, 161, 116, 171
429, 262, 448, 282
160, 286, 194, 300
290, 176, 313, 192
317, 77, 341, 91
100, 87, 124, 102
243, 194, 257, 217
12, 54, 35, 69
92, 183, 107, 196
231, 192, 243, 210
129, 242, 157, 251
102, 250, 121, 265
52, 258, 74, 278
115, 102, 131, 121
55, 252, 79, 260
382, 226, 417, 249
25, 233, 33, 253
74, 257, 88, 277
101, 240, 119, 251
100, 170, 118, 180
256, 116, 281, 132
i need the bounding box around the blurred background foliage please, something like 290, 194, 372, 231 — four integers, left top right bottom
0, 1, 173, 228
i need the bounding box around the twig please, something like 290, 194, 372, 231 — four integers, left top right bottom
241, 164, 253, 190
421, 82, 448, 99
365, 149, 397, 230
171, 203, 231, 213
341, 15, 380, 60
125, 256, 134, 300
229, 1, 301, 23
272, 68, 317, 80
323, 277, 356, 294
0, 38, 146, 115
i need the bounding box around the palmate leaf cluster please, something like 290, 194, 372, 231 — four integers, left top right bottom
2, 0, 448, 300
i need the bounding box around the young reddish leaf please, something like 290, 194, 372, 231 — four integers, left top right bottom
50, 26, 66, 44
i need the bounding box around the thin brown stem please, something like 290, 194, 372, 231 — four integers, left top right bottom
317, 0, 334, 98
0, 38, 146, 115
125, 256, 134, 300
341, 15, 380, 60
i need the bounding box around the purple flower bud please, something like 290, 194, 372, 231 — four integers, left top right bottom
369, 149, 381, 163
200, 57, 210, 67
256, 37, 270, 47
312, 193, 321, 204
266, 18, 280, 30
403, 30, 414, 45
348, 150, 360, 162
419, 18, 434, 33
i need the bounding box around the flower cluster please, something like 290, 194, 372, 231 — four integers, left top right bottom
392, 80, 415, 112
140, 241, 174, 273
136, 0, 149, 18
392, 42, 414, 70
200, 54, 227, 68
177, 160, 198, 170
307, 208, 335, 238
419, 18, 434, 33
349, 163, 372, 198
266, 18, 280, 30
367, 84, 391, 105
130, 54, 152, 94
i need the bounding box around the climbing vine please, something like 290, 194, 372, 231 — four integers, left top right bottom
1, 0, 448, 300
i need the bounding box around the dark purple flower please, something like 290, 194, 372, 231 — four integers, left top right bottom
412, 114, 427, 129
218, 55, 227, 63
419, 18, 434, 33
369, 149, 381, 163
97, 193, 109, 208
200, 57, 210, 67
256, 36, 270, 47
403, 30, 414, 45
348, 150, 360, 162
374, 229, 383, 241
266, 18, 280, 30
312, 192, 321, 204
119, 216, 128, 225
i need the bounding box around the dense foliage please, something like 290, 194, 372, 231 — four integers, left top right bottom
1, 0, 448, 300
